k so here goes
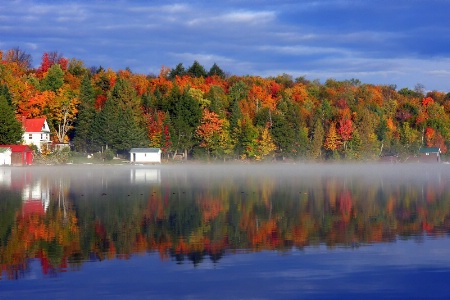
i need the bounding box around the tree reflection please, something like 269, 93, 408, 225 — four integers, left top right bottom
1, 165, 450, 279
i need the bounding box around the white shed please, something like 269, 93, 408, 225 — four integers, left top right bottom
0, 147, 12, 166
129, 148, 161, 164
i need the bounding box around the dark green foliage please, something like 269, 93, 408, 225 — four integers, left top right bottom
166, 85, 202, 155
376, 117, 388, 141
206, 85, 227, 117
270, 112, 296, 154
91, 78, 149, 153
0, 95, 23, 144
208, 63, 225, 78
187, 61, 207, 78
229, 99, 242, 136
169, 63, 186, 79
398, 87, 422, 98
0, 84, 13, 106
228, 80, 249, 103
40, 64, 64, 92
115, 106, 148, 152
73, 75, 96, 152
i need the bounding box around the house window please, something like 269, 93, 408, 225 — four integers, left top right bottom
41, 134, 43, 140
29, 134, 32, 139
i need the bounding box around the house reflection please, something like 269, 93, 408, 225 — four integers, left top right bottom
22, 179, 50, 216
0, 168, 12, 187
130, 168, 161, 184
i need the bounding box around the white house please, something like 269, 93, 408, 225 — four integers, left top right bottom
0, 147, 12, 166
21, 117, 51, 151
129, 148, 161, 164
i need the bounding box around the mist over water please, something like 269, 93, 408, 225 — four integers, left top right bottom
1, 162, 450, 298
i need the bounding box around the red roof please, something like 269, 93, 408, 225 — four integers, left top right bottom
23, 118, 47, 132
0, 145, 33, 153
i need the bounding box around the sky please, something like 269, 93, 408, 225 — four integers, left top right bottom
1, 0, 450, 91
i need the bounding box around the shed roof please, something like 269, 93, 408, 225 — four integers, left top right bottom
419, 147, 440, 153
129, 148, 161, 153
0, 145, 33, 153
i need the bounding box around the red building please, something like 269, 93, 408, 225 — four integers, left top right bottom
0, 145, 33, 165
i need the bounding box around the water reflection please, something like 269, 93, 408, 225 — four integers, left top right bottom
0, 164, 449, 280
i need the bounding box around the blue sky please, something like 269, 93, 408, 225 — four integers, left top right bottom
1, 0, 450, 91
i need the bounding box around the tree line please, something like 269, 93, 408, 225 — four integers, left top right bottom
1, 47, 450, 160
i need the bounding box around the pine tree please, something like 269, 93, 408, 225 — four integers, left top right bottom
208, 63, 225, 78
167, 85, 202, 156
40, 64, 64, 92
169, 63, 186, 79
0, 84, 13, 106
187, 61, 207, 78
310, 118, 325, 159
0, 95, 23, 144
73, 75, 96, 152
91, 78, 149, 153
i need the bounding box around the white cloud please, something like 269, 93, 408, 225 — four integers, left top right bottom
188, 10, 276, 26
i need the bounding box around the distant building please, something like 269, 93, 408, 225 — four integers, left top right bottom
21, 117, 51, 152
129, 148, 161, 164
0, 145, 33, 166
418, 147, 441, 163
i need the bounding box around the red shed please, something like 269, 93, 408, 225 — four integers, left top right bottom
0, 145, 33, 165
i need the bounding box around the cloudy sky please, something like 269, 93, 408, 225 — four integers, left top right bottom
1, 0, 450, 91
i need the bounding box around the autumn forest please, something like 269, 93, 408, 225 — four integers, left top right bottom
1, 48, 450, 160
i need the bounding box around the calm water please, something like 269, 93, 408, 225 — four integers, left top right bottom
1, 163, 450, 299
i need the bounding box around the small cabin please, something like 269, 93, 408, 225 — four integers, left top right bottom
418, 147, 441, 163
129, 148, 161, 164
0, 147, 12, 165
0, 145, 33, 166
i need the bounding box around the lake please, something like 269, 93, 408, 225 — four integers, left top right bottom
1, 163, 450, 299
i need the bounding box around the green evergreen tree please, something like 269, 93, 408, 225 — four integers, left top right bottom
310, 118, 325, 159
228, 99, 243, 157
208, 63, 225, 78
187, 61, 207, 78
239, 116, 259, 159
169, 63, 186, 79
91, 95, 118, 151
73, 75, 96, 152
167, 85, 202, 156
0, 84, 13, 106
115, 106, 148, 152
91, 78, 148, 153
40, 64, 64, 92
270, 113, 295, 155
206, 85, 227, 117
228, 80, 249, 103
0, 95, 23, 144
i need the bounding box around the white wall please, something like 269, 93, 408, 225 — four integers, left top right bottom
0, 150, 12, 165
23, 132, 51, 149
130, 152, 161, 163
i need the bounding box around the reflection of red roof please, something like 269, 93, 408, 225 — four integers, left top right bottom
22, 200, 45, 216
23, 118, 47, 133
0, 145, 33, 153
